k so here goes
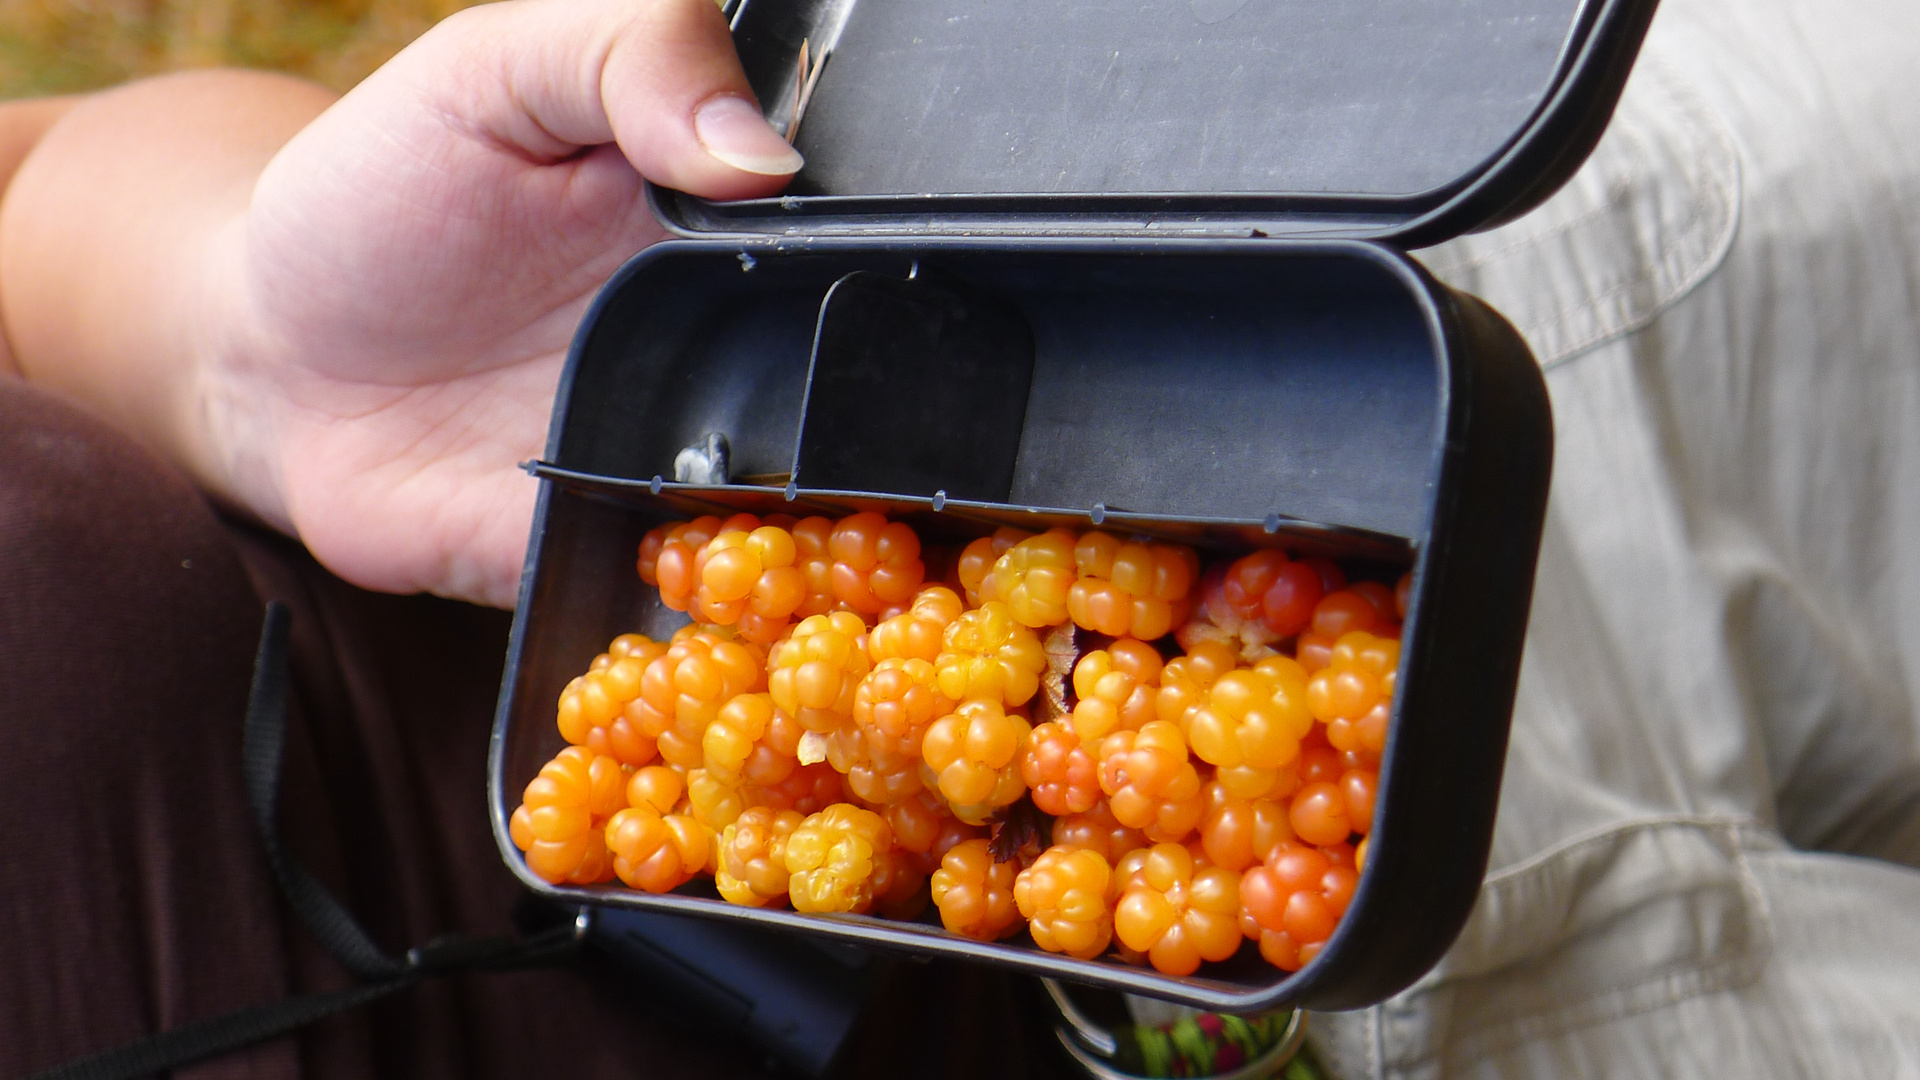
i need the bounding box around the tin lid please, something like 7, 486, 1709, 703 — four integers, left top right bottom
653, 0, 1658, 245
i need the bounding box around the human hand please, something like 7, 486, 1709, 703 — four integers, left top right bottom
3, 0, 800, 608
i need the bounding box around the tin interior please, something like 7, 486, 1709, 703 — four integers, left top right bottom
492, 240, 1519, 1012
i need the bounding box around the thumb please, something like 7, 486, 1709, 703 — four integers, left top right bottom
399, 0, 802, 202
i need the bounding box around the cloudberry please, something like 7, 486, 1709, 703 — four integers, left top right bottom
1309, 631, 1398, 761
1289, 781, 1353, 847
1177, 561, 1283, 662
686, 767, 749, 830
1240, 840, 1359, 971
885, 790, 985, 876
930, 838, 1021, 941
785, 803, 894, 914
768, 612, 871, 735
679, 514, 764, 613
716, 806, 804, 907
1155, 640, 1239, 728
921, 699, 1032, 824
626, 764, 684, 815
693, 525, 811, 642
1066, 532, 1196, 640
510, 805, 614, 885
702, 692, 785, 780
605, 806, 710, 893
633, 630, 764, 768
790, 516, 839, 618
1394, 571, 1413, 619
985, 528, 1078, 627
1197, 548, 1331, 640
825, 724, 926, 806
1051, 802, 1148, 865
1340, 767, 1378, 834
709, 698, 810, 794
868, 586, 965, 662
873, 858, 931, 921
828, 512, 926, 616
853, 657, 954, 756
640, 515, 722, 605
1068, 639, 1164, 742
935, 602, 1046, 707
1299, 589, 1399, 672
956, 527, 1030, 606
519, 746, 628, 848
1016, 846, 1115, 959
1199, 780, 1294, 872
1113, 843, 1243, 976
748, 760, 848, 817
557, 634, 666, 768
1097, 721, 1205, 842
1185, 655, 1315, 783
1021, 721, 1100, 816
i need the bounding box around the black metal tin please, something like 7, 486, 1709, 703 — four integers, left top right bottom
490, 239, 1552, 1011
491, 0, 1655, 1012
657, 0, 1658, 245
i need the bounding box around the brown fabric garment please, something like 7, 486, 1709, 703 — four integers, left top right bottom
0, 377, 1067, 1080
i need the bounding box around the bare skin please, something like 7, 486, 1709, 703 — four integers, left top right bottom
0, 0, 800, 607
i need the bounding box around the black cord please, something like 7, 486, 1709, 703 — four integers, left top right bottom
21, 601, 581, 1080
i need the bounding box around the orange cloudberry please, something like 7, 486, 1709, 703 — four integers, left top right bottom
1065, 532, 1196, 640
884, 790, 985, 876
1097, 720, 1205, 842
868, 586, 965, 662
1113, 843, 1244, 976
955, 527, 1031, 606
986, 528, 1078, 628
556, 634, 666, 768
632, 629, 763, 769
715, 806, 805, 907
1198, 780, 1294, 872
639, 515, 722, 605
686, 767, 750, 831
1021, 720, 1101, 816
1051, 802, 1148, 866
921, 699, 1032, 824
785, 803, 894, 914
930, 838, 1022, 941
825, 724, 926, 806
604, 804, 711, 893
853, 657, 954, 757
1184, 655, 1315, 788
1308, 631, 1398, 762
828, 512, 926, 616
748, 760, 848, 817
1239, 840, 1358, 971
934, 602, 1046, 707
1154, 639, 1239, 728
692, 525, 812, 642
1067, 638, 1165, 743
1015, 846, 1115, 959
767, 612, 871, 736
1177, 561, 1283, 661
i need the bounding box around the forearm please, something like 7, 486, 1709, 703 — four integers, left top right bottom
0, 96, 82, 376
0, 71, 335, 521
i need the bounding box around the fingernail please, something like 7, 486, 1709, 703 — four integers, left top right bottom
694, 95, 805, 176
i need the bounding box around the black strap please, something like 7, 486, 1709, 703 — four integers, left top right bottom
23, 602, 581, 1080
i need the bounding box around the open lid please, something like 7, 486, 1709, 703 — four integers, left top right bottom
653, 0, 1658, 245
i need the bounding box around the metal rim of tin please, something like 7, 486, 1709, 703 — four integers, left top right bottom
1042, 979, 1307, 1080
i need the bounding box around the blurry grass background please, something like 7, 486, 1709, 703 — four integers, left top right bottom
0, 0, 487, 97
